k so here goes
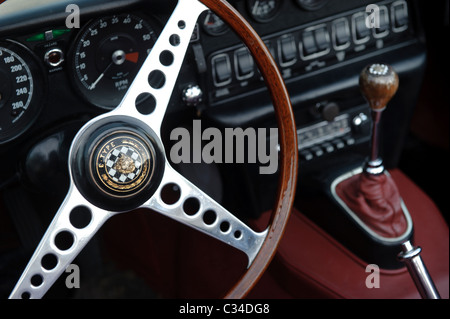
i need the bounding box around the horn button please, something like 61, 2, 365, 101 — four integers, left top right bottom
70, 117, 165, 212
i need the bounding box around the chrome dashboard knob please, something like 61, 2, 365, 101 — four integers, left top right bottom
182, 84, 203, 107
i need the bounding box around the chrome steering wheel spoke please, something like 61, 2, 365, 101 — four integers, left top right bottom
141, 163, 269, 268
108, 0, 208, 136
9, 184, 115, 299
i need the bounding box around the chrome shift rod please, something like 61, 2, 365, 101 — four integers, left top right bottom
398, 241, 441, 299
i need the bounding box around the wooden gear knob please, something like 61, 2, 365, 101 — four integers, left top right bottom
359, 64, 399, 111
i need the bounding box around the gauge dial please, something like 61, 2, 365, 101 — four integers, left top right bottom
202, 10, 229, 36
0, 41, 45, 144
70, 14, 157, 109
247, 0, 281, 22
296, 0, 329, 11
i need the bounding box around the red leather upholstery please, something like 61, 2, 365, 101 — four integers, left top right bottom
261, 169, 448, 298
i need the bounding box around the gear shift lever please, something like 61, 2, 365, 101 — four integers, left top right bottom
335, 64, 407, 239
359, 64, 399, 175
346, 63, 440, 298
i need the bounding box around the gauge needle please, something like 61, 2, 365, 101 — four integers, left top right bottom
125, 52, 139, 63
205, 12, 215, 25
89, 62, 112, 91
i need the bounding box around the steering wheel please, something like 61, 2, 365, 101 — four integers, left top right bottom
9, 0, 298, 299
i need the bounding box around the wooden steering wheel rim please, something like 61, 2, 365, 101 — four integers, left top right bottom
199, 0, 299, 298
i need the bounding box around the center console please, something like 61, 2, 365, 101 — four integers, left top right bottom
164, 0, 432, 278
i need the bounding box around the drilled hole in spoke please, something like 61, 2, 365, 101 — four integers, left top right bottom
54, 231, 74, 251
203, 210, 217, 225
178, 20, 186, 29
160, 183, 181, 205
135, 92, 156, 115
234, 230, 242, 239
169, 34, 180, 46
148, 70, 166, 89
30, 274, 43, 288
183, 197, 200, 216
21, 292, 31, 299
41, 253, 58, 271
220, 221, 230, 233
69, 206, 92, 229
160, 50, 174, 66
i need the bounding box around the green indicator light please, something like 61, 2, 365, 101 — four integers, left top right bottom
52, 29, 71, 38
26, 33, 45, 42
26, 29, 71, 42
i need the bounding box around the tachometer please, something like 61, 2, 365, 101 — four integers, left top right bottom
70, 14, 157, 110
0, 41, 45, 144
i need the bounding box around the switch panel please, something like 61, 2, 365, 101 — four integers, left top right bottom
207, 0, 411, 102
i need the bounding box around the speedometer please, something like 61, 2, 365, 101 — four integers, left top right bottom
69, 14, 157, 110
0, 41, 45, 144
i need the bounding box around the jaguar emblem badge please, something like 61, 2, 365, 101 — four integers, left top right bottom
90, 131, 156, 198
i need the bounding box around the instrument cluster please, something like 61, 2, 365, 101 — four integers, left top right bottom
0, 12, 161, 145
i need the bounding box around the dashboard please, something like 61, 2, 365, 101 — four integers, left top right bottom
0, 0, 425, 219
